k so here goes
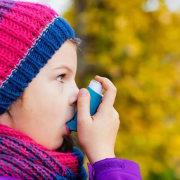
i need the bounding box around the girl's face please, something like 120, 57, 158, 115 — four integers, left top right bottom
8, 40, 79, 150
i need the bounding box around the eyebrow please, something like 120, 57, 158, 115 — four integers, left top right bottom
53, 65, 73, 73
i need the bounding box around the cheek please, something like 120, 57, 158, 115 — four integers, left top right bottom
36, 92, 68, 120
23, 87, 55, 118
53, 99, 68, 119
25, 81, 68, 119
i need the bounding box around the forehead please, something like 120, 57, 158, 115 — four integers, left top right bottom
47, 40, 77, 70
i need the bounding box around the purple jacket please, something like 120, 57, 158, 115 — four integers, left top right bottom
0, 158, 142, 180
87, 157, 142, 180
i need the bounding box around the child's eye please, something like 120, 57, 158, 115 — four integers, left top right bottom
57, 74, 66, 83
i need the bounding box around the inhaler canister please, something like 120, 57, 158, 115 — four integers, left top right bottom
66, 80, 103, 131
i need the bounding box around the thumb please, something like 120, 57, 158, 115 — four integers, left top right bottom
77, 88, 91, 122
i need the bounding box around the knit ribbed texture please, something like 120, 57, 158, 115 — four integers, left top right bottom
0, 123, 87, 179
0, 0, 75, 114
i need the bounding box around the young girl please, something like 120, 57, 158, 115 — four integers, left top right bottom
0, 0, 142, 179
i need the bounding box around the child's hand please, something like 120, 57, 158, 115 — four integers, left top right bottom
77, 75, 120, 164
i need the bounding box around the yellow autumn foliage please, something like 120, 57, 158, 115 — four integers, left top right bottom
64, 0, 180, 179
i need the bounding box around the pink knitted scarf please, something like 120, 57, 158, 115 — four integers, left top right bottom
0, 123, 87, 179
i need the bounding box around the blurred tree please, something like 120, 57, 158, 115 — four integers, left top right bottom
64, 0, 180, 179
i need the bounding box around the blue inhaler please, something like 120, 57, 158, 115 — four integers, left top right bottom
66, 79, 103, 132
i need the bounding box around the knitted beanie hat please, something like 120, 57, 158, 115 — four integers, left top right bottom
0, 0, 75, 114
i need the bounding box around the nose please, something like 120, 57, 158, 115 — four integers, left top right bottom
70, 81, 79, 105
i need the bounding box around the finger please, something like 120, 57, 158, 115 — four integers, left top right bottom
77, 88, 91, 124
94, 75, 117, 112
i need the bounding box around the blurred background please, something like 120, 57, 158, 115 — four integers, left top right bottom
25, 0, 180, 179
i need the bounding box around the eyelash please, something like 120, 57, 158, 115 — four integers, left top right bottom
57, 74, 66, 83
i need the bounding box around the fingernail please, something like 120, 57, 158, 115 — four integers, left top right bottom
79, 89, 88, 96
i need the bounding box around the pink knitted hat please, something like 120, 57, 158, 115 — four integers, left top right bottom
0, 0, 75, 114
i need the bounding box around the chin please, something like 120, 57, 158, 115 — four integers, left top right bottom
54, 138, 64, 151
45, 136, 63, 151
